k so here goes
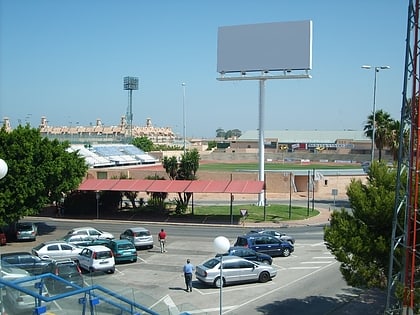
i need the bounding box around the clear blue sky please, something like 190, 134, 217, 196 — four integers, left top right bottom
0, 0, 408, 138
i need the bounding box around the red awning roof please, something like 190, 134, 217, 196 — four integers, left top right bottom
110, 179, 153, 191
147, 180, 191, 193
224, 180, 265, 194
78, 179, 117, 191
185, 180, 230, 193
78, 179, 264, 194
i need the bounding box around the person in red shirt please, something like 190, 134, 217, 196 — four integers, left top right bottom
158, 229, 167, 253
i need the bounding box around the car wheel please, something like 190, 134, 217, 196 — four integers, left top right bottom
261, 259, 271, 265
282, 248, 291, 257
259, 271, 271, 283
213, 277, 225, 288
109, 268, 115, 274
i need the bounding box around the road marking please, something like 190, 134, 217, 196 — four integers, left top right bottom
301, 261, 333, 264
289, 266, 320, 269
224, 261, 338, 314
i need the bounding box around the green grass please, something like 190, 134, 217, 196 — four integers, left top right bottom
186, 204, 319, 223
199, 162, 360, 172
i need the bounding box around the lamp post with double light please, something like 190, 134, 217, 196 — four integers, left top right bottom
182, 82, 186, 156
213, 236, 230, 315
361, 65, 390, 164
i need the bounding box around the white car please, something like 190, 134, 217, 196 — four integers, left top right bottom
67, 227, 114, 240
78, 245, 115, 274
32, 240, 82, 261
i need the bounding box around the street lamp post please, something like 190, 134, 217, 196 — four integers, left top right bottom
182, 83, 186, 156
213, 236, 230, 315
361, 65, 390, 164
95, 191, 100, 219
0, 158, 8, 315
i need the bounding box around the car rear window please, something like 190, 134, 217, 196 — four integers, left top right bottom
117, 243, 134, 250
17, 223, 33, 231
136, 231, 150, 237
95, 251, 112, 259
58, 264, 78, 274
235, 237, 248, 247
203, 258, 220, 269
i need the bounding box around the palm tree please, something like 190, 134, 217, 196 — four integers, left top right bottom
387, 120, 410, 162
364, 109, 394, 162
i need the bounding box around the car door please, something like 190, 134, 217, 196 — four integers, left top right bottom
78, 248, 92, 270
240, 248, 259, 262
252, 236, 270, 255
59, 243, 79, 260
222, 260, 243, 284
264, 236, 283, 256
88, 229, 101, 239
45, 244, 61, 259
238, 260, 258, 282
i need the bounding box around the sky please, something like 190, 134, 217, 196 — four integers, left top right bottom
0, 1, 409, 139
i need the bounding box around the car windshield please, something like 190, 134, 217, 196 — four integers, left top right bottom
202, 258, 220, 269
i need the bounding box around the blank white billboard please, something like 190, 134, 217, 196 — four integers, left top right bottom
217, 20, 312, 73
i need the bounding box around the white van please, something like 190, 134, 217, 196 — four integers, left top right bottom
78, 245, 115, 274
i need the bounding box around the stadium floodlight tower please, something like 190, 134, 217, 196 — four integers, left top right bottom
123, 76, 139, 141
216, 20, 313, 206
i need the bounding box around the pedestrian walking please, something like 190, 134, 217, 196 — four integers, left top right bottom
183, 259, 194, 292
158, 229, 167, 253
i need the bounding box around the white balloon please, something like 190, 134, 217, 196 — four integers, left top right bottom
0, 159, 7, 180
213, 236, 230, 254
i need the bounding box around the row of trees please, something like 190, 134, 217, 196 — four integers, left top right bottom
364, 109, 407, 161
216, 128, 242, 139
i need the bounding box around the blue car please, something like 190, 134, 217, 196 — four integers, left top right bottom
234, 233, 294, 257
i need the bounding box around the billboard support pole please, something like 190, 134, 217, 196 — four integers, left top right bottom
258, 79, 266, 206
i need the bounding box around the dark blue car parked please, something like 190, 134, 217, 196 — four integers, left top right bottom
234, 233, 294, 257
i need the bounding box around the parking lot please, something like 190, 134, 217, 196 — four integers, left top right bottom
0, 217, 344, 314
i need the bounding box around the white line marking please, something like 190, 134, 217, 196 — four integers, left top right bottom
223, 261, 338, 314
301, 261, 333, 264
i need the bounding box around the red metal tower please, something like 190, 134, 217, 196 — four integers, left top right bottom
386, 1, 420, 314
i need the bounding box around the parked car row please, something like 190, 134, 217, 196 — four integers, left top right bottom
195, 230, 295, 288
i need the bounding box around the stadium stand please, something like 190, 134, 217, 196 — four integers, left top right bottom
69, 144, 158, 168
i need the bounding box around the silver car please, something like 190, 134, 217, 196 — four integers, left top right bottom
195, 256, 277, 287
32, 241, 82, 261
120, 227, 153, 249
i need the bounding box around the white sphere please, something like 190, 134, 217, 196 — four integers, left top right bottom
213, 236, 230, 254
0, 159, 7, 180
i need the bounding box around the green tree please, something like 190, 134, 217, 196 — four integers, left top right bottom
216, 128, 225, 138
145, 175, 168, 210
132, 136, 154, 152
162, 149, 200, 213
324, 162, 404, 288
0, 125, 88, 224
207, 141, 217, 151
364, 110, 394, 161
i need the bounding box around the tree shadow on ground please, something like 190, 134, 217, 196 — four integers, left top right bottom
256, 288, 386, 315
